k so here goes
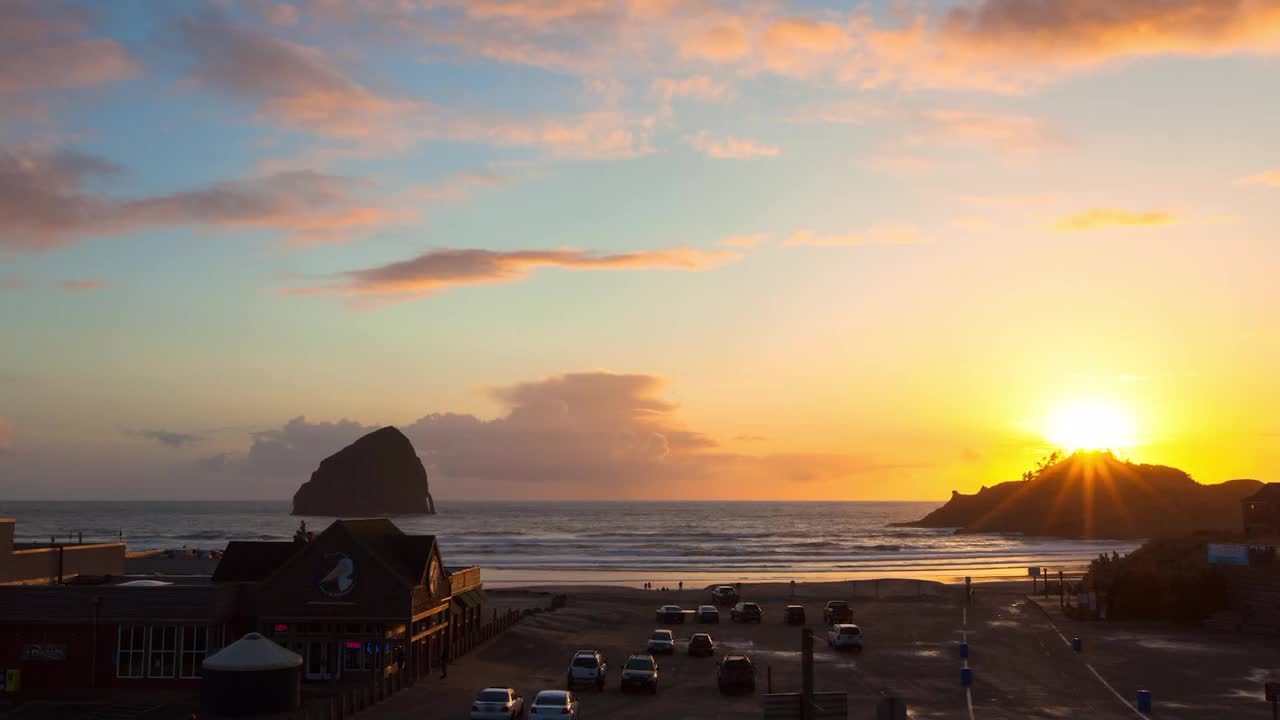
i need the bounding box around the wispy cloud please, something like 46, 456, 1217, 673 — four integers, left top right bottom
0, 145, 397, 252
761, 17, 853, 76
784, 225, 926, 247
687, 132, 780, 159
908, 109, 1058, 154
285, 246, 740, 307
139, 429, 202, 449
1239, 169, 1280, 187
651, 75, 730, 115
61, 280, 105, 291
1052, 209, 1179, 232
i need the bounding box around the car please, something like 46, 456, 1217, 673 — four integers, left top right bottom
730, 601, 762, 623
647, 629, 675, 654
826, 623, 864, 650
717, 654, 756, 693
687, 632, 715, 657
655, 604, 686, 623
711, 585, 739, 605
696, 605, 720, 623
784, 605, 806, 625
823, 600, 853, 625
566, 649, 607, 690
619, 653, 660, 693
529, 690, 579, 719
470, 687, 525, 720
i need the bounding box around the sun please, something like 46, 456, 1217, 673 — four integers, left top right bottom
1044, 401, 1137, 451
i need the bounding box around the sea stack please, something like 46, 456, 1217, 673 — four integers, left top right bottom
291, 426, 436, 516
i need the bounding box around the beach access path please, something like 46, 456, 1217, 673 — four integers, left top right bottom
360, 581, 1280, 720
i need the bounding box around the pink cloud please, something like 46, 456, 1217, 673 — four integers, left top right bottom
284, 246, 740, 305
1051, 209, 1179, 232
681, 19, 751, 61
687, 132, 780, 159
761, 17, 852, 75
0, 145, 392, 252
61, 280, 105, 291
651, 75, 730, 115
0, 1, 135, 100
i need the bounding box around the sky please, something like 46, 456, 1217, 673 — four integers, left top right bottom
1, 0, 1278, 501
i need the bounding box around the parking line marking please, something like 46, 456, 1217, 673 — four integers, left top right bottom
962, 606, 975, 720
1027, 599, 1149, 720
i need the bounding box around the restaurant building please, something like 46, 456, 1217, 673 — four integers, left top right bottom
0, 518, 483, 697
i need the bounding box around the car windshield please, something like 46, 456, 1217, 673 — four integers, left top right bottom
535, 693, 568, 707
651, 631, 672, 640
744, 603, 760, 610
723, 658, 751, 669
572, 656, 598, 668
691, 635, 711, 645
840, 627, 861, 635
625, 657, 654, 671
478, 690, 510, 702
700, 606, 715, 611
829, 601, 848, 608
662, 606, 679, 611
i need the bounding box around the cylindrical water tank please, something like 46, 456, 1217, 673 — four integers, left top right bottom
201, 633, 303, 717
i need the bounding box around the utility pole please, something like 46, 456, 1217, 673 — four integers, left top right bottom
801, 628, 814, 720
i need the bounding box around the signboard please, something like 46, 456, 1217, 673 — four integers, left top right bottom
316, 552, 356, 598
1207, 544, 1249, 567
1028, 567, 1041, 577
1265, 681, 1278, 702
21, 644, 66, 661
3, 669, 17, 693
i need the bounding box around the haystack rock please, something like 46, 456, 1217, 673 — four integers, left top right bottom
291, 426, 436, 516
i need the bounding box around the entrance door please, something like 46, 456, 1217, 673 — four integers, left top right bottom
305, 641, 334, 681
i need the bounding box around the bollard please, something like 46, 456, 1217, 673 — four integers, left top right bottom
959, 642, 969, 659
1071, 637, 1082, 653
961, 668, 973, 688
1136, 690, 1152, 713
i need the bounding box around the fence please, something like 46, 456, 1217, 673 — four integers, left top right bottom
288, 608, 522, 720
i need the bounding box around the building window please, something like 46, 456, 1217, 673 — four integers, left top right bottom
149, 625, 178, 678
117, 625, 147, 678
343, 642, 363, 672
180, 626, 210, 679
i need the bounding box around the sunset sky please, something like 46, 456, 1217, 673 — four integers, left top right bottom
1, 0, 1278, 501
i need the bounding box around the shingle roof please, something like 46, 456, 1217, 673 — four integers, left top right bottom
335, 519, 434, 586
1246, 483, 1280, 504
212, 541, 302, 583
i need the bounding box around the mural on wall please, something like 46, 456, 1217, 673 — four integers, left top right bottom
318, 552, 356, 597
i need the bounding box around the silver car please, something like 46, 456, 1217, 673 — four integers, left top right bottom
470, 687, 524, 720
529, 690, 580, 719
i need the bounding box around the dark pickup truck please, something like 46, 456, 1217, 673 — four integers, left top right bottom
823, 601, 853, 624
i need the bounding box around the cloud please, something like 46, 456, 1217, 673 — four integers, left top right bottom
0, 2, 135, 105
907, 109, 1058, 154
761, 17, 853, 75
0, 416, 10, 452
174, 13, 411, 139
0, 145, 393, 252
285, 246, 739, 306
680, 19, 751, 61
223, 371, 897, 499
687, 132, 780, 159
1052, 209, 1179, 232
718, 234, 766, 248
1239, 169, 1280, 186
784, 225, 926, 247
139, 429, 202, 449
61, 280, 105, 291
651, 75, 730, 114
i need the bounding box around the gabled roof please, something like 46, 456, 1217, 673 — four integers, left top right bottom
333, 519, 436, 587
213, 541, 303, 583
1245, 483, 1280, 504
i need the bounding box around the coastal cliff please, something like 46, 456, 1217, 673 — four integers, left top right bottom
903, 451, 1261, 539
291, 426, 436, 516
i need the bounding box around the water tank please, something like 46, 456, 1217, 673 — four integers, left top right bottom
201, 633, 302, 716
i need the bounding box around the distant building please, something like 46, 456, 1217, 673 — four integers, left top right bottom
1243, 483, 1280, 538
0, 518, 483, 698
0, 518, 125, 585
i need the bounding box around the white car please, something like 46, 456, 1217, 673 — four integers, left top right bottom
470, 687, 524, 720
566, 649, 607, 689
826, 623, 864, 650
529, 690, 580, 719
647, 628, 675, 654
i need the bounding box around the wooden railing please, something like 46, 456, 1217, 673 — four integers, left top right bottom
449, 566, 481, 595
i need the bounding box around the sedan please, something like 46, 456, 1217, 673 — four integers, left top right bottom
646, 629, 675, 654
655, 605, 686, 623
470, 687, 524, 720
529, 690, 579, 719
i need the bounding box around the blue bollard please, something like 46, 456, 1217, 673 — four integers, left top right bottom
959, 642, 969, 658
1136, 690, 1152, 713
961, 668, 973, 688
1071, 637, 1082, 653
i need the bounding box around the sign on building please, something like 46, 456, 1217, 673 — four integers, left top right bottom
1207, 544, 1249, 566
21, 644, 67, 661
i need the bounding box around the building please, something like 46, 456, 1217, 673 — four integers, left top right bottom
1243, 483, 1280, 538
0, 519, 125, 585
0, 518, 483, 698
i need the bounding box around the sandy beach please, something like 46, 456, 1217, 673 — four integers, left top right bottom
362, 580, 1280, 720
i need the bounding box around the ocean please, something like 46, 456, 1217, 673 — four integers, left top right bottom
0, 500, 1140, 587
